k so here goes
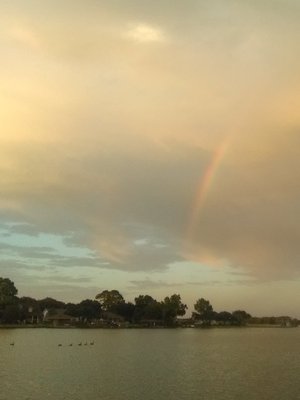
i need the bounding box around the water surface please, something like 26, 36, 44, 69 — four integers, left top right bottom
0, 328, 299, 400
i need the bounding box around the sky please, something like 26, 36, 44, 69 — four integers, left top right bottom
1, 0, 300, 317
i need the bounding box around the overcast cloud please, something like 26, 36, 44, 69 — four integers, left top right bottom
1, 1, 300, 316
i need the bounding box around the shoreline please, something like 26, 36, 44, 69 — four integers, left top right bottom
0, 324, 297, 330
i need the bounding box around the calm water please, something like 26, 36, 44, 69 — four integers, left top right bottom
0, 328, 300, 400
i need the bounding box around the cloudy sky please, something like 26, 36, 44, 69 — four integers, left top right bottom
1, 0, 300, 317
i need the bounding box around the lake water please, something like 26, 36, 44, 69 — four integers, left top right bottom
0, 327, 300, 400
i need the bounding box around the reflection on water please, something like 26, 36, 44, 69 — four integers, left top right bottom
0, 328, 300, 400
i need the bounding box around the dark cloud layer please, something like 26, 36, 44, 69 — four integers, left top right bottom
0, 1, 300, 313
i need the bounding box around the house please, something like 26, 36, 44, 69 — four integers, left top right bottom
18, 303, 43, 324
26, 306, 42, 324
139, 319, 165, 327
176, 318, 194, 328
100, 311, 125, 327
43, 308, 77, 327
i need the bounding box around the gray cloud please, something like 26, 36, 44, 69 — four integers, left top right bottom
187, 131, 300, 280
20, 283, 101, 302
2, 126, 300, 279
129, 279, 185, 291
1, 0, 300, 314
0, 140, 204, 272
0, 242, 56, 258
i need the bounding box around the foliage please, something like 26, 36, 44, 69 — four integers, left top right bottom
193, 298, 214, 325
215, 311, 234, 325
113, 302, 136, 322
38, 297, 66, 311
162, 294, 187, 324
133, 295, 162, 322
65, 303, 78, 317
95, 290, 125, 312
66, 299, 101, 321
1, 304, 21, 323
232, 310, 252, 325
19, 296, 39, 306
0, 276, 261, 327
0, 278, 18, 306
18, 297, 42, 322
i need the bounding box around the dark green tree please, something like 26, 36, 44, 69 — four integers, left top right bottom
135, 295, 156, 309
2, 304, 21, 324
79, 299, 101, 321
95, 290, 125, 312
0, 278, 18, 306
134, 295, 162, 322
66, 300, 101, 321
114, 302, 136, 322
0, 278, 18, 322
38, 297, 66, 311
18, 297, 42, 322
232, 310, 251, 325
162, 294, 187, 325
193, 298, 214, 325
216, 311, 234, 325
65, 303, 79, 317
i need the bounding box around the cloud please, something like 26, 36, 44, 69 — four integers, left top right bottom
1, 124, 300, 280
129, 278, 184, 291
184, 130, 300, 280
0, 140, 205, 273
126, 23, 166, 43
1, 0, 300, 312
7, 26, 40, 49
20, 283, 101, 302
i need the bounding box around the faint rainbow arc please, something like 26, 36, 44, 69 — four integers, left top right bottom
185, 136, 231, 249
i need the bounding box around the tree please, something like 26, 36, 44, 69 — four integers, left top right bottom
135, 295, 157, 309
134, 295, 162, 322
114, 302, 136, 322
38, 297, 66, 311
79, 300, 101, 321
18, 297, 42, 323
193, 298, 214, 325
232, 310, 251, 325
95, 290, 125, 312
65, 303, 79, 317
162, 294, 187, 325
216, 311, 234, 325
2, 304, 21, 324
0, 278, 18, 306
66, 300, 101, 321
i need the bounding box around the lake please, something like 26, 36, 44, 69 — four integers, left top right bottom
0, 327, 299, 400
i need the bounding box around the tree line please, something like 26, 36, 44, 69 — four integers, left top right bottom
0, 276, 260, 327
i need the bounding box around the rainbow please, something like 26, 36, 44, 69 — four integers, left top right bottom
185, 136, 231, 249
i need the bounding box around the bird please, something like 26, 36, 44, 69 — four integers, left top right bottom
69, 343, 73, 347
58, 344, 62, 347
84, 341, 88, 346
78, 342, 82, 346
90, 341, 94, 345
10, 342, 14, 346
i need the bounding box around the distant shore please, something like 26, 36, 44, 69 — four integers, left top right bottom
0, 324, 297, 330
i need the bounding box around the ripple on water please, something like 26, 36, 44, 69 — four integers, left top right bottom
0, 328, 300, 400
